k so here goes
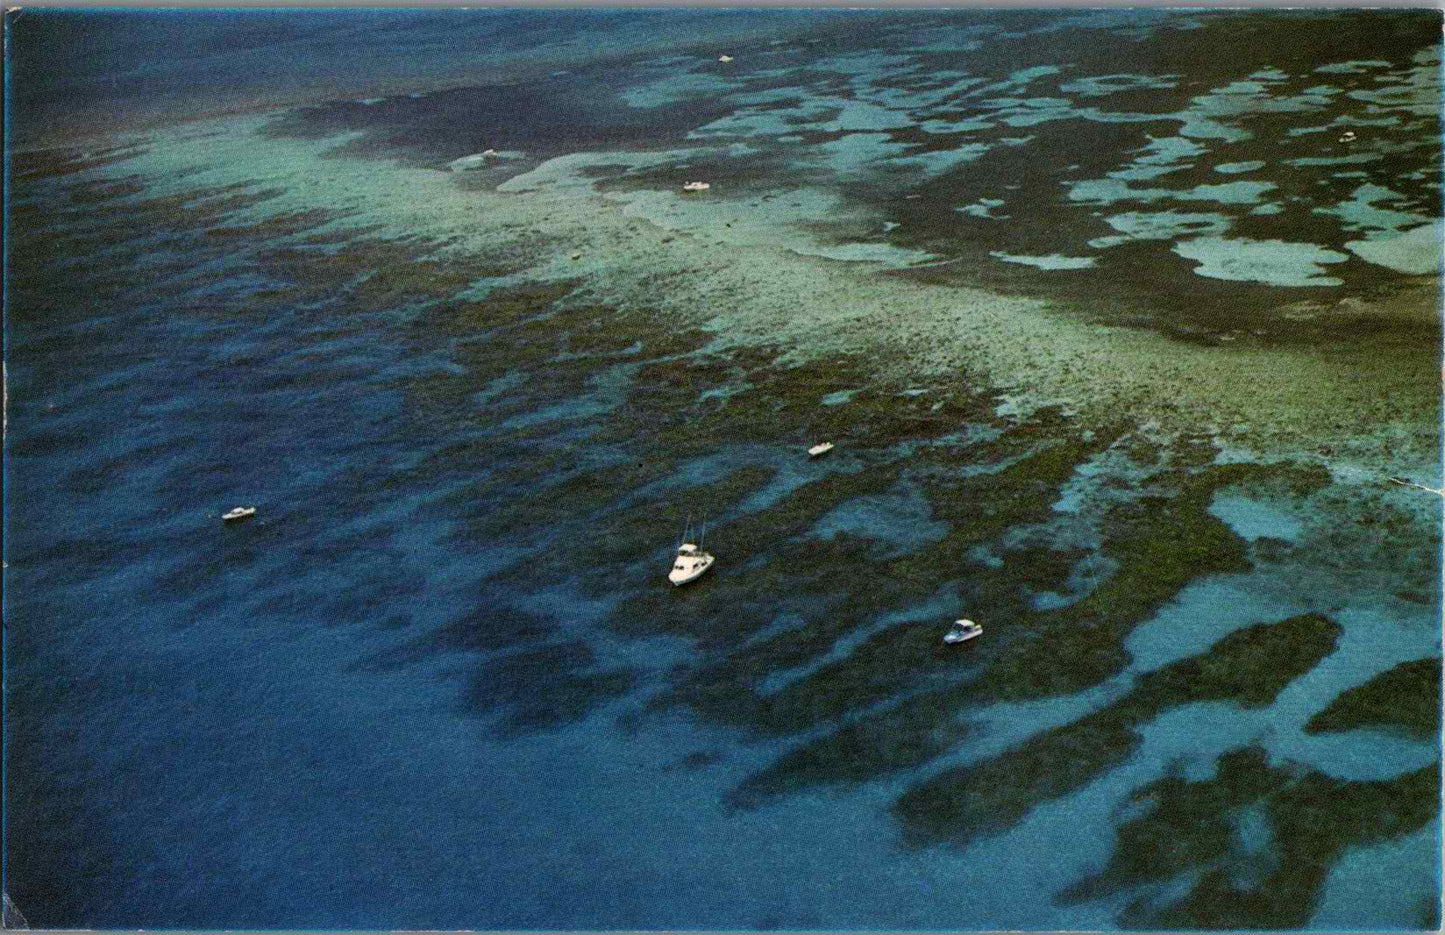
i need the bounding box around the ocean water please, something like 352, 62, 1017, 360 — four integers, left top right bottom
5, 9, 1442, 931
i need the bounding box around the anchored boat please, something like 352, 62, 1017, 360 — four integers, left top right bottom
668, 518, 715, 586
943, 618, 982, 645
222, 506, 256, 523
808, 441, 835, 458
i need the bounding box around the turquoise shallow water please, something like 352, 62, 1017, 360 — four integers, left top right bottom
5, 9, 1442, 931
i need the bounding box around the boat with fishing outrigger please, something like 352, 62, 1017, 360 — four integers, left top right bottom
668, 517, 716, 586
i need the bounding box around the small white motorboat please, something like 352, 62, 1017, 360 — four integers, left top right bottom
682, 181, 711, 192
222, 506, 256, 523
808, 441, 835, 458
668, 518, 715, 586
669, 543, 715, 586
943, 618, 982, 645
448, 154, 488, 172
718, 55, 734, 63
1338, 131, 1356, 143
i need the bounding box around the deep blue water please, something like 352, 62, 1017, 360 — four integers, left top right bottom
5, 9, 1442, 931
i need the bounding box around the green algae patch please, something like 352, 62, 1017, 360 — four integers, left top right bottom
895, 709, 1141, 847
446, 283, 595, 339
604, 349, 889, 456
757, 617, 983, 737
606, 460, 912, 649
968, 476, 1254, 705
632, 420, 1275, 761
891, 613, 1341, 848
755, 617, 976, 734
731, 688, 977, 807
621, 526, 889, 653
1071, 745, 1442, 931
66, 176, 147, 205
561, 317, 649, 358
1060, 746, 1283, 906
1249, 764, 1440, 924
1122, 435, 1164, 466
353, 603, 555, 672
554, 340, 745, 458
551, 464, 779, 583
1205, 458, 1335, 500
489, 463, 780, 598
595, 342, 1001, 467
406, 292, 660, 428
1278, 481, 1443, 609
203, 208, 345, 241
114, 182, 287, 228
353, 256, 509, 307
1304, 657, 1442, 739
1170, 433, 1223, 469
257, 241, 543, 318
732, 462, 907, 546
1130, 612, 1343, 711
10, 144, 150, 181
895, 428, 1123, 593
450, 460, 679, 544
749, 547, 1091, 740
413, 446, 578, 521
460, 640, 639, 738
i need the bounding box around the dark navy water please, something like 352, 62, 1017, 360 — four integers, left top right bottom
5, 9, 1442, 931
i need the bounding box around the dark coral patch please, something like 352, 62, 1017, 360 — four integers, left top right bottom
731, 689, 976, 806
1059, 746, 1284, 907
1305, 657, 1442, 740
1064, 745, 1442, 931
892, 613, 1342, 848
964, 466, 1259, 705
353, 603, 555, 673
662, 750, 725, 773
9, 144, 150, 182
461, 641, 638, 737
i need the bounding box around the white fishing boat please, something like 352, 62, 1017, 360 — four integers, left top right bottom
448, 154, 488, 172
808, 441, 835, 458
943, 618, 982, 645
668, 519, 715, 586
718, 54, 734, 62
222, 506, 256, 523
449, 150, 503, 171
1338, 130, 1357, 143
682, 181, 711, 192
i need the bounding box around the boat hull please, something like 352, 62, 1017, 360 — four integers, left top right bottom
669, 557, 714, 586
943, 620, 982, 644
